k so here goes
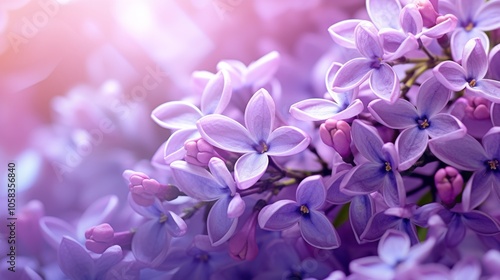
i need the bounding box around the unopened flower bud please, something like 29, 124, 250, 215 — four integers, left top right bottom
229, 211, 259, 261
414, 0, 439, 27
319, 119, 352, 158
124, 170, 180, 206
435, 166, 463, 207
85, 223, 133, 254
184, 138, 221, 167
465, 97, 491, 120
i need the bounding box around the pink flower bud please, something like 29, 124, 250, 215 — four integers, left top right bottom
229, 211, 259, 261
465, 97, 491, 120
124, 170, 180, 206
435, 166, 463, 207
319, 119, 352, 158
184, 138, 221, 167
85, 223, 114, 254
414, 0, 439, 27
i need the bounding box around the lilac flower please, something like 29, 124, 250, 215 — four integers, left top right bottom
434, 38, 500, 103
429, 127, 500, 209
439, 0, 500, 60
258, 175, 340, 249
170, 158, 245, 245
151, 70, 232, 163
289, 63, 363, 121
340, 120, 405, 207
483, 249, 500, 277
58, 237, 123, 280
332, 21, 401, 103
349, 230, 435, 279
197, 89, 310, 189
368, 77, 466, 170
130, 199, 187, 267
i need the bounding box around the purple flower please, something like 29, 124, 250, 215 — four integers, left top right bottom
429, 126, 500, 210
434, 38, 500, 103
332, 21, 401, 103
258, 175, 340, 249
368, 77, 466, 170
439, 0, 500, 60
349, 230, 435, 279
197, 88, 310, 189
170, 158, 245, 245
340, 120, 406, 207
151, 70, 232, 163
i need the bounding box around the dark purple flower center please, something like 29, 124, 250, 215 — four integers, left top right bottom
464, 21, 475, 32
371, 58, 382, 69
195, 253, 210, 263
384, 162, 392, 172
417, 117, 430, 129
299, 205, 310, 215
254, 140, 269, 154
487, 159, 499, 171
159, 213, 168, 223
468, 78, 477, 87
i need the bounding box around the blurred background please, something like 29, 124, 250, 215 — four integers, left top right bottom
0, 0, 364, 217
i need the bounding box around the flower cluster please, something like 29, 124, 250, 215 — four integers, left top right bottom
11, 0, 500, 279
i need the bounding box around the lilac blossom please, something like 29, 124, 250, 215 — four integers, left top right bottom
170, 158, 245, 245
197, 89, 310, 189
434, 38, 500, 103
258, 175, 340, 249
429, 127, 500, 209
439, 0, 500, 61
151, 70, 232, 163
349, 230, 435, 279
340, 120, 405, 207
368, 77, 466, 170
332, 21, 401, 103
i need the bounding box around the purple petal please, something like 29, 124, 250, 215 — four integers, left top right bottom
246, 51, 280, 88
164, 129, 198, 164
350, 257, 394, 279
341, 163, 385, 195
131, 219, 171, 267
289, 98, 359, 121
200, 70, 232, 115
422, 15, 457, 38
234, 152, 268, 189
426, 113, 466, 139
77, 195, 118, 239
475, 0, 500, 30
416, 77, 452, 118
383, 34, 420, 61
258, 199, 301, 231
165, 211, 187, 237
482, 127, 500, 156
332, 58, 373, 91
405, 237, 436, 263
355, 21, 384, 59
451, 258, 481, 280
151, 101, 202, 130
382, 171, 406, 208
491, 103, 500, 126
350, 195, 375, 243
378, 229, 410, 266
227, 193, 245, 219
369, 63, 400, 103
462, 171, 494, 210
366, 0, 401, 30
489, 44, 500, 81
326, 170, 353, 204
300, 210, 340, 249
361, 211, 401, 242
462, 210, 500, 235
208, 196, 238, 246
450, 28, 489, 62
245, 88, 275, 142
40, 217, 76, 249
95, 245, 123, 276
413, 203, 445, 227
58, 237, 94, 280
351, 120, 384, 163
445, 214, 466, 247
368, 99, 418, 129
396, 127, 428, 171
328, 19, 367, 49
471, 79, 500, 103
462, 38, 488, 80
433, 61, 467, 91
483, 250, 500, 275
379, 29, 406, 53
197, 115, 255, 153
429, 134, 487, 171
456, 0, 482, 24
217, 59, 245, 86
296, 175, 326, 209
266, 126, 310, 157
170, 160, 228, 201
400, 4, 422, 35
208, 157, 236, 194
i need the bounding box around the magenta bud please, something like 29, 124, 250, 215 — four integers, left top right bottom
124, 170, 179, 206
85, 223, 115, 254
319, 119, 352, 158
465, 97, 491, 120
184, 138, 221, 167
414, 0, 439, 27
435, 166, 463, 206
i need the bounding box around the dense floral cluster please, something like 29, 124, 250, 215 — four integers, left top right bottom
5, 0, 500, 279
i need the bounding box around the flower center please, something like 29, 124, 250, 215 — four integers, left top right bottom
417, 118, 430, 129
465, 22, 474, 31
159, 213, 168, 223
488, 159, 499, 170
371, 57, 382, 69
468, 79, 477, 87
385, 162, 392, 172
195, 253, 210, 263
299, 205, 310, 215
254, 140, 269, 154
